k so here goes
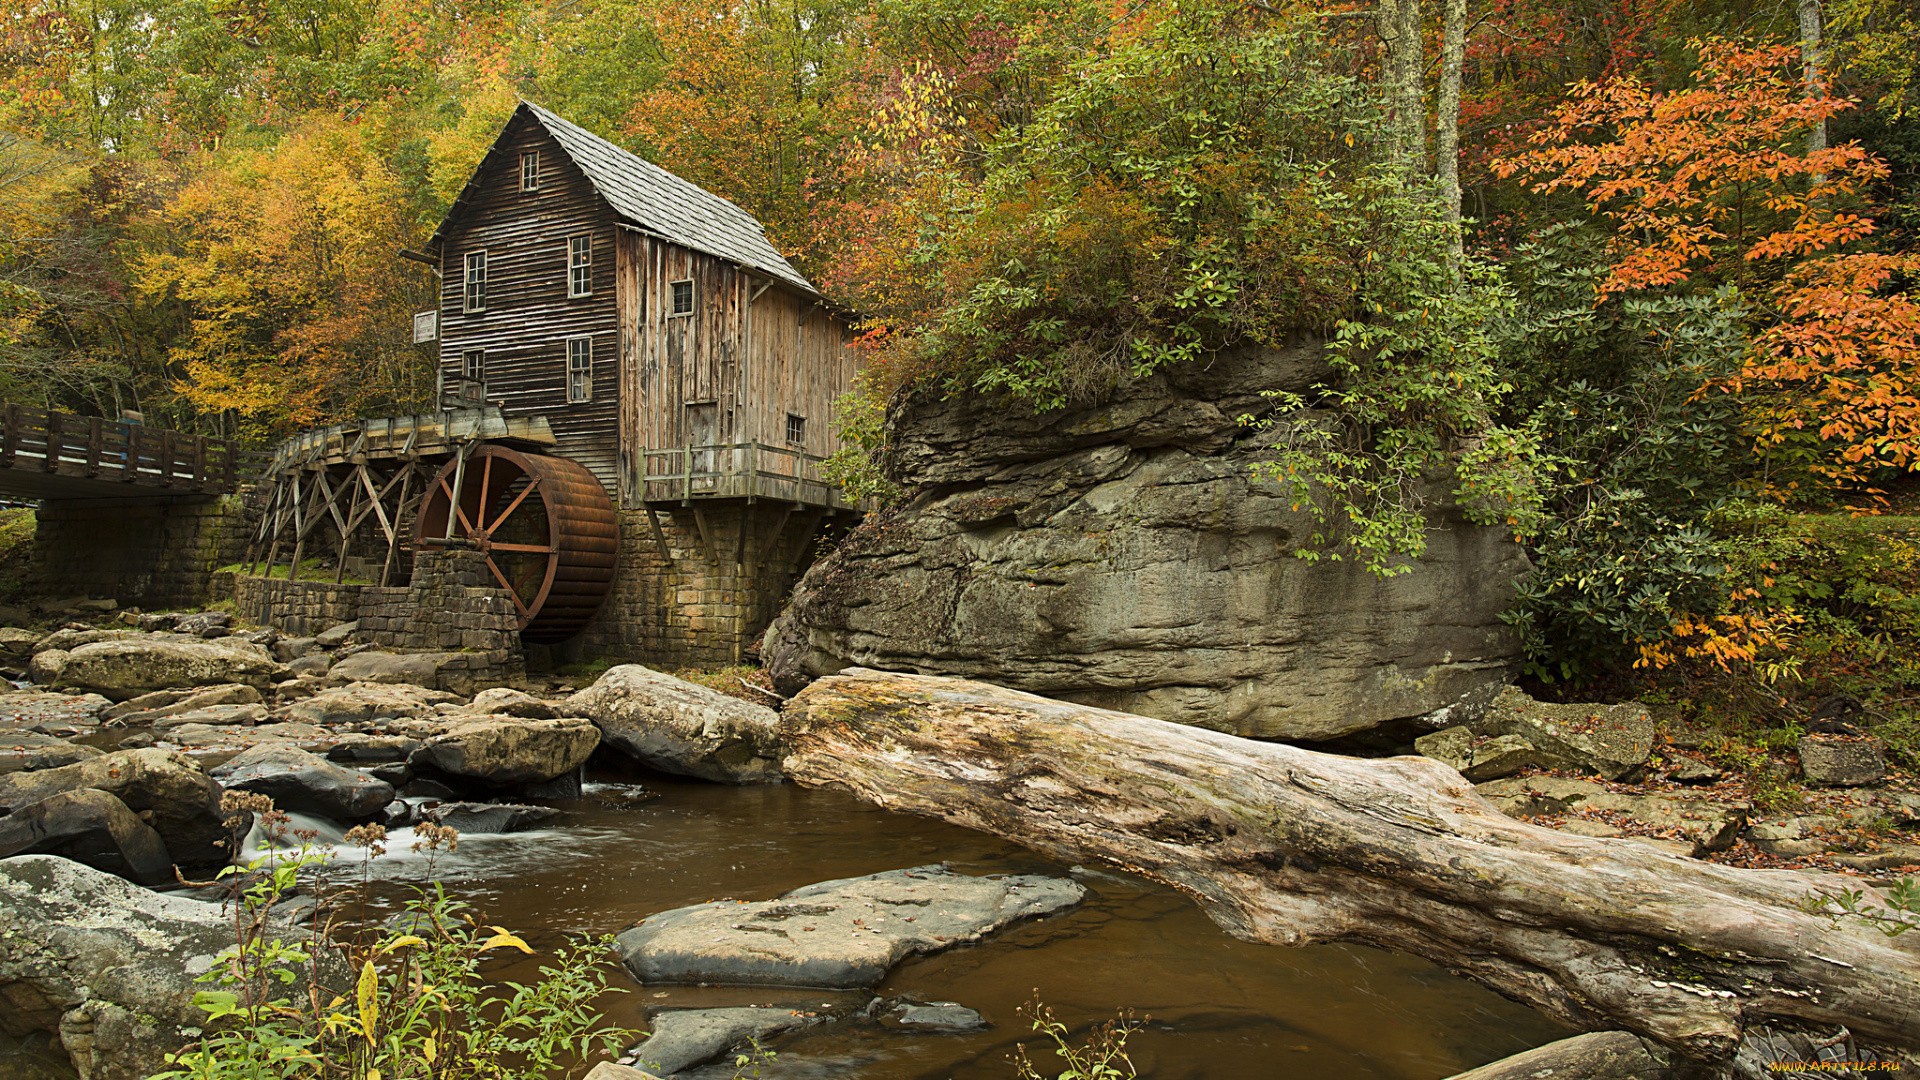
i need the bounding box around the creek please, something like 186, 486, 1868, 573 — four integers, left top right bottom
263, 766, 1571, 1080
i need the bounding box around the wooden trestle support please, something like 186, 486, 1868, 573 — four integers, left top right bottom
244, 452, 431, 590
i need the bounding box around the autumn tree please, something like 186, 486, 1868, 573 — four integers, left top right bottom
139, 114, 436, 439
1500, 37, 1920, 489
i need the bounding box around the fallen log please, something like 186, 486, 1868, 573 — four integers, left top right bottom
781, 670, 1920, 1066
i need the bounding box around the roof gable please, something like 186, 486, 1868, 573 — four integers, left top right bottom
432, 101, 820, 300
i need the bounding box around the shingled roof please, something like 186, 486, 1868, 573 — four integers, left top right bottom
433, 101, 820, 300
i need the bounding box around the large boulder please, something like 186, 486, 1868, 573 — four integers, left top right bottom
0, 749, 229, 865
0, 855, 345, 1080
409, 717, 598, 786
211, 744, 393, 821
0, 789, 171, 885
615, 865, 1084, 988
32, 637, 287, 700
761, 342, 1527, 741
567, 666, 785, 784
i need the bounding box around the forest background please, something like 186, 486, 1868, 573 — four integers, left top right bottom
4, 0, 1920, 740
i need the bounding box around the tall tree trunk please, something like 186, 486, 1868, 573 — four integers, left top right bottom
1799, 0, 1828, 165
1377, 0, 1428, 172
1437, 0, 1466, 270
782, 670, 1920, 1067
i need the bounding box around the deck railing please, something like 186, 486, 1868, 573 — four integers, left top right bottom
0, 404, 250, 493
640, 441, 857, 509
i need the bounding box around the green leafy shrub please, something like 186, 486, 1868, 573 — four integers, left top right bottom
155, 806, 635, 1080
1493, 229, 1754, 681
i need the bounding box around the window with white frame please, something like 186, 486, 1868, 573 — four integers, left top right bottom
567, 336, 593, 403
462, 350, 485, 381
521, 151, 539, 192
669, 279, 694, 317
568, 235, 592, 297
463, 251, 487, 312
785, 413, 806, 445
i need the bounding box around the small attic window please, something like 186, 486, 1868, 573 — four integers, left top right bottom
670, 279, 694, 317
521, 151, 540, 192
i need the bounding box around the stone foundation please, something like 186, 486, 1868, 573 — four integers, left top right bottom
223, 550, 524, 685
576, 503, 847, 669
30, 493, 254, 609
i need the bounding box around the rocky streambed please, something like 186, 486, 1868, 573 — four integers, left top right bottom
0, 609, 1915, 1078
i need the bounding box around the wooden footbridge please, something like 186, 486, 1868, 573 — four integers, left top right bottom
0, 404, 254, 502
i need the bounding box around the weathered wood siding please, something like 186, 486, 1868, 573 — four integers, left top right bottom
614, 230, 858, 508
438, 117, 620, 493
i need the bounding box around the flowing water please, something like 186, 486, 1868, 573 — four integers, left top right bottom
257, 769, 1571, 1080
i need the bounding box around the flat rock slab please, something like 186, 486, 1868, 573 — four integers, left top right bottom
632, 1006, 824, 1076
0, 691, 113, 729
615, 865, 1085, 989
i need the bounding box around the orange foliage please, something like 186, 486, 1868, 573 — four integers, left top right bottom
1499, 37, 1920, 487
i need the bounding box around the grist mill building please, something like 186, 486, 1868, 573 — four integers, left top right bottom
242, 101, 864, 668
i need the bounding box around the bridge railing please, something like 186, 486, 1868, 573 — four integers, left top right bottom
0, 404, 249, 494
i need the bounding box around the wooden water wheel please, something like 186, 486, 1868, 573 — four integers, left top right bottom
415, 445, 617, 644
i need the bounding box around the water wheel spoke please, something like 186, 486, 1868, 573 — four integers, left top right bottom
512, 562, 545, 594
489, 476, 542, 532
488, 541, 558, 553
474, 455, 495, 530
483, 555, 532, 618
438, 476, 475, 535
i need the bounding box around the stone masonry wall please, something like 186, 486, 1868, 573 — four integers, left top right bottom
31, 492, 254, 609
358, 550, 519, 654
228, 575, 363, 636
578, 503, 844, 669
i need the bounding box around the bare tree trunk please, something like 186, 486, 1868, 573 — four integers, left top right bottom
1437, 0, 1466, 270
1377, 0, 1428, 172
782, 670, 1920, 1067
1799, 0, 1828, 166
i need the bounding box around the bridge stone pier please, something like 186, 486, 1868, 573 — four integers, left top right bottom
0, 405, 257, 609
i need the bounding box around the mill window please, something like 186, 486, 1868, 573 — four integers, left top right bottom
463, 251, 487, 312
567, 336, 593, 403
521, 151, 540, 192
462, 350, 484, 381
669, 279, 694, 317
569, 235, 592, 297
785, 413, 806, 445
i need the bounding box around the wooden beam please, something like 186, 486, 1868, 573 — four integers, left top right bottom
689, 506, 721, 565
644, 507, 675, 566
